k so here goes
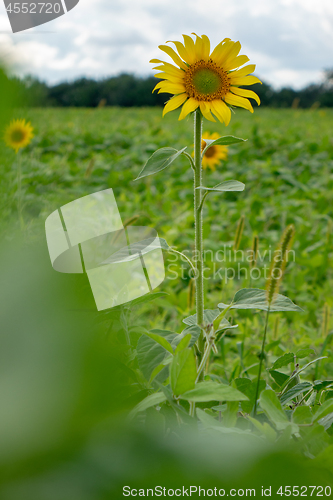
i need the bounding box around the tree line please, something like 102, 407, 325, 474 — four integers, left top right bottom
11, 70, 333, 108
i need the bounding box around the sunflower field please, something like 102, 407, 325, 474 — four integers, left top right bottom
1, 63, 333, 496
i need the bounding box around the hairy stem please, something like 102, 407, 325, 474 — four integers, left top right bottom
194, 110, 204, 354
253, 307, 270, 416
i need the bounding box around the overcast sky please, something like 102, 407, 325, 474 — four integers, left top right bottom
0, 0, 332, 89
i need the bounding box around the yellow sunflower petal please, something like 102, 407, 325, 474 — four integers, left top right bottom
210, 39, 231, 61
224, 54, 250, 71
153, 63, 185, 78
182, 34, 196, 64
202, 157, 216, 171
153, 80, 167, 92
149, 59, 163, 64
158, 45, 187, 70
153, 81, 185, 94
225, 41, 242, 61
215, 147, 228, 160
212, 40, 240, 66
162, 94, 188, 116
191, 33, 210, 61
230, 86, 260, 105
229, 75, 262, 86
154, 73, 184, 84
167, 40, 192, 65
178, 97, 199, 120
229, 64, 256, 78
152, 34, 260, 123
200, 131, 229, 170
199, 102, 216, 122
201, 34, 211, 60
158, 85, 186, 95
224, 93, 254, 112
4, 118, 34, 153
191, 33, 203, 60
210, 100, 232, 126
202, 131, 219, 141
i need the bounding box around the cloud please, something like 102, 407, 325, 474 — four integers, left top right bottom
0, 0, 332, 88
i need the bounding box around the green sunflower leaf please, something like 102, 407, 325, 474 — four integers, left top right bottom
202, 135, 246, 156
215, 318, 238, 338
149, 356, 173, 384
218, 288, 303, 312
171, 325, 201, 350
141, 331, 174, 354
137, 329, 178, 380
174, 333, 192, 354
182, 308, 220, 328
196, 180, 245, 193
135, 146, 187, 180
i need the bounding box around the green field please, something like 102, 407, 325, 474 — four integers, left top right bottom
2, 106, 333, 366
1, 106, 333, 492
3, 106, 333, 318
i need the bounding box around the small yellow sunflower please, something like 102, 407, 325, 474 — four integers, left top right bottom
151, 33, 261, 124
201, 132, 228, 171
4, 119, 34, 153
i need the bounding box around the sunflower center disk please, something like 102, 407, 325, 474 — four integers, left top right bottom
193, 69, 220, 95
11, 130, 25, 142
184, 60, 230, 102
204, 146, 217, 158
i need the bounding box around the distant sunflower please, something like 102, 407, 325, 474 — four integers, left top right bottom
151, 33, 261, 124
201, 132, 228, 171
4, 119, 34, 153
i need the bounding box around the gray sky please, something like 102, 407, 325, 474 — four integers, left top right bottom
0, 0, 332, 88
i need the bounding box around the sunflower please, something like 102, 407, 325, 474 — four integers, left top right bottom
4, 119, 34, 153
201, 132, 228, 171
151, 33, 261, 124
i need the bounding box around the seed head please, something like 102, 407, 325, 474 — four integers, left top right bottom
266, 224, 295, 305
233, 215, 245, 252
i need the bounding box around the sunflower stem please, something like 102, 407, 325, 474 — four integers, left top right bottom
194, 110, 205, 357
